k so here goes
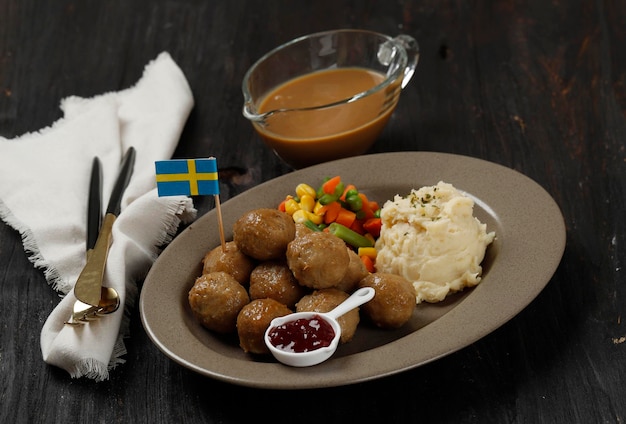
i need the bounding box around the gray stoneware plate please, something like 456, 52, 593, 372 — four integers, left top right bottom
140, 152, 566, 389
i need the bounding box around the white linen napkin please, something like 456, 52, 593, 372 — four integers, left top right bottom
0, 52, 197, 381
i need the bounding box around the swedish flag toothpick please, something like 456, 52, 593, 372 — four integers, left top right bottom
155, 157, 225, 249
155, 158, 219, 196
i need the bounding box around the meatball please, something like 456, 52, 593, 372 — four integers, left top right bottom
249, 260, 307, 308
233, 208, 296, 261
358, 273, 416, 329
294, 222, 314, 238
335, 248, 370, 293
202, 241, 256, 285
237, 298, 292, 354
296, 288, 359, 343
188, 271, 250, 333
286, 231, 350, 289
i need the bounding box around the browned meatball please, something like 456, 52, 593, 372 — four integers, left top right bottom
335, 248, 370, 293
237, 298, 292, 354
295, 288, 359, 343
202, 241, 256, 285
249, 260, 307, 308
188, 271, 250, 333
286, 231, 350, 289
294, 222, 314, 238
233, 208, 296, 261
358, 273, 416, 329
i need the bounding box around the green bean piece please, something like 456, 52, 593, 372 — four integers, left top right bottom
333, 182, 345, 197
328, 223, 374, 248
318, 193, 338, 205
316, 180, 328, 198
303, 219, 322, 232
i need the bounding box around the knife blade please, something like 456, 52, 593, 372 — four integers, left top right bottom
74, 147, 136, 306
105, 147, 136, 216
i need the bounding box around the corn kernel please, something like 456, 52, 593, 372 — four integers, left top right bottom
284, 198, 300, 216
292, 209, 323, 225
299, 194, 316, 212
304, 210, 323, 225
358, 247, 377, 259
313, 201, 325, 214
295, 183, 316, 199
291, 209, 308, 224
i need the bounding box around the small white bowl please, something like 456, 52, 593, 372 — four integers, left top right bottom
264, 287, 375, 367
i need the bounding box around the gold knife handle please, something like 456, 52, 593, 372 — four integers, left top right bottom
74, 213, 116, 306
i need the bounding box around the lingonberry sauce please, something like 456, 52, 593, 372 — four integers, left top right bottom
268, 314, 335, 353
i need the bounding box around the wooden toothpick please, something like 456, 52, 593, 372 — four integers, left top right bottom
214, 194, 226, 252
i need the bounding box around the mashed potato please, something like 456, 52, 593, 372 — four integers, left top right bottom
375, 181, 495, 304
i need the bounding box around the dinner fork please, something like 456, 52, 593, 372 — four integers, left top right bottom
65, 148, 135, 325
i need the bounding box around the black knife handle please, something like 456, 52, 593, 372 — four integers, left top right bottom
86, 157, 102, 251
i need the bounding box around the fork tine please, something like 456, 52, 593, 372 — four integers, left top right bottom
64, 300, 100, 325
64, 288, 120, 325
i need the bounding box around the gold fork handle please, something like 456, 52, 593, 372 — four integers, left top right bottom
74, 213, 116, 306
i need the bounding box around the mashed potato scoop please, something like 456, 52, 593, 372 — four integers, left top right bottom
264, 287, 375, 367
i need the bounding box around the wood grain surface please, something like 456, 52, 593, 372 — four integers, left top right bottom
1, 0, 625, 422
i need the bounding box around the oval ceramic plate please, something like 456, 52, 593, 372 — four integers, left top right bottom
140, 152, 566, 389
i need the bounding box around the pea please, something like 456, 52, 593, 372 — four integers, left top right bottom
345, 189, 359, 198
346, 194, 363, 211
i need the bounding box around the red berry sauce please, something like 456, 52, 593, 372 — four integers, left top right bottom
268, 314, 336, 353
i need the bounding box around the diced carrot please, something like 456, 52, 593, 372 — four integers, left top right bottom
278, 199, 287, 212
363, 217, 382, 238
350, 218, 365, 235
360, 255, 375, 273
340, 184, 356, 201
335, 208, 356, 228
358, 193, 375, 219
322, 176, 342, 195
319, 201, 342, 224
369, 200, 380, 212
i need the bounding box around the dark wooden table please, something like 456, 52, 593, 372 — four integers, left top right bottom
2, 1, 625, 422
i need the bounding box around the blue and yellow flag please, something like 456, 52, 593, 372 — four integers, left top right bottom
155, 158, 219, 196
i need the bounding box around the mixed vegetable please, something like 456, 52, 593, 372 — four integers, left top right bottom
278, 176, 381, 272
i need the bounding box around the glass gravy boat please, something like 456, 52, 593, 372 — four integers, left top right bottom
242, 29, 419, 169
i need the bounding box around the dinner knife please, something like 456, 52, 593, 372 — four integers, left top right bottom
74, 147, 136, 307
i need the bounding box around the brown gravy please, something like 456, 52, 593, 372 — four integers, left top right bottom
253, 67, 400, 168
